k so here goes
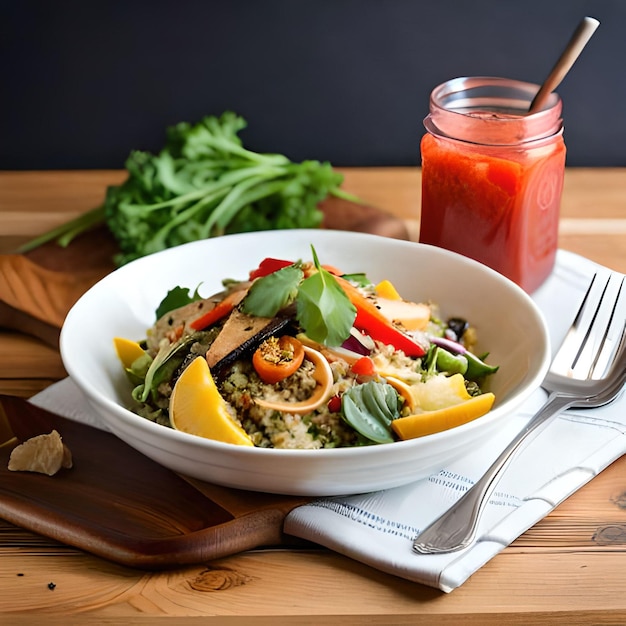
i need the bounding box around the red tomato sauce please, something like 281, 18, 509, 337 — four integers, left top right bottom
419, 132, 566, 293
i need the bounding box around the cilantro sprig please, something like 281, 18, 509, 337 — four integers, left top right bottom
18, 112, 360, 266
241, 246, 356, 347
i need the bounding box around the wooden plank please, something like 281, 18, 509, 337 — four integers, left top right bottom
0, 170, 125, 234
558, 233, 626, 274
0, 332, 65, 380
0, 546, 625, 622
0, 379, 59, 398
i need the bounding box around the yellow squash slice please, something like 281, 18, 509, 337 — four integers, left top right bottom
375, 297, 431, 331
170, 356, 253, 446
392, 392, 496, 440
385, 376, 417, 412
113, 337, 146, 369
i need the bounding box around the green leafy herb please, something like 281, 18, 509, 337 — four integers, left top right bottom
296, 246, 356, 346
241, 246, 356, 347
340, 272, 370, 287
340, 381, 400, 444
18, 112, 360, 265
241, 264, 304, 317
155, 285, 203, 319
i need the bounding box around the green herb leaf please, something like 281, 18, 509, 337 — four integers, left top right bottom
105, 113, 350, 265
296, 246, 356, 346
340, 381, 400, 444
340, 272, 370, 287
241, 264, 304, 318
155, 285, 203, 319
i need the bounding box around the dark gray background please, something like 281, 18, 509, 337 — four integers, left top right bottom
1, 0, 624, 169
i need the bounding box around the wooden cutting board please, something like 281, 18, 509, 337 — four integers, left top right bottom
0, 394, 312, 569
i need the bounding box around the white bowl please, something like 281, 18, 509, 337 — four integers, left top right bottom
60, 229, 550, 496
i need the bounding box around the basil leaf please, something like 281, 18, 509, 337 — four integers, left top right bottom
241, 264, 303, 317
155, 285, 203, 319
340, 381, 400, 444
296, 246, 356, 346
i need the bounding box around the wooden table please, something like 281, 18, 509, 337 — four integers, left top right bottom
1, 168, 625, 624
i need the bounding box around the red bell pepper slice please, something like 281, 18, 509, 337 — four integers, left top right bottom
248, 258, 294, 280
335, 276, 426, 357
189, 290, 243, 331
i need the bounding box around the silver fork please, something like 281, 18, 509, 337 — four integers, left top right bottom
413, 272, 626, 555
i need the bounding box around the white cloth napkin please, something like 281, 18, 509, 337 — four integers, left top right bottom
30, 250, 626, 592
284, 250, 626, 591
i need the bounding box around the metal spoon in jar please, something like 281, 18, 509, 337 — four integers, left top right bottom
529, 16, 600, 114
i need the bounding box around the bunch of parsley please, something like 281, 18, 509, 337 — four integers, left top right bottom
20, 112, 356, 265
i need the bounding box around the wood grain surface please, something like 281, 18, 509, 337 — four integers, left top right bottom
0, 395, 309, 568
1, 168, 625, 623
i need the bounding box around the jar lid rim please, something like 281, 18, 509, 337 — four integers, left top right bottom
427, 76, 564, 144
430, 76, 562, 116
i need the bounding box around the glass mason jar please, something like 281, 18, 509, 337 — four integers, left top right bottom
419, 76, 566, 293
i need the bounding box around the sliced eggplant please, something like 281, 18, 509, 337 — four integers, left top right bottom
207, 313, 295, 379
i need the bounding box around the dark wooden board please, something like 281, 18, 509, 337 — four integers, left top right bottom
0, 395, 310, 569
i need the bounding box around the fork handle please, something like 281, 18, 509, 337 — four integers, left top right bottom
412, 392, 576, 554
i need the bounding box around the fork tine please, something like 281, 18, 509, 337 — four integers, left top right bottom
569, 273, 609, 375
549, 273, 604, 377
549, 272, 625, 381
586, 275, 626, 378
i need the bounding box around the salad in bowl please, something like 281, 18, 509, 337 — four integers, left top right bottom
115, 248, 500, 450
60, 230, 549, 495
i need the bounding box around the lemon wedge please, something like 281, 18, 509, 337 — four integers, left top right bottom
170, 357, 253, 446
113, 337, 146, 369
391, 392, 495, 439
